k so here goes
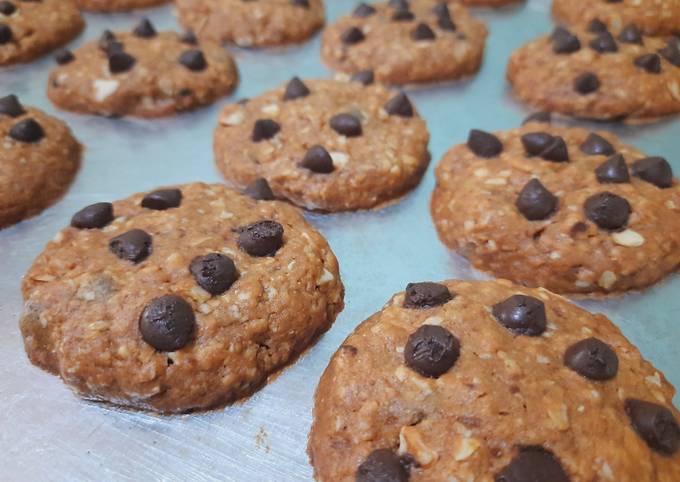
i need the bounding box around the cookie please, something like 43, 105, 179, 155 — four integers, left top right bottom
507, 25, 680, 121
460, 0, 522, 6
175, 0, 324, 48
47, 21, 238, 118
75, 0, 168, 11
553, 0, 680, 37
214, 77, 430, 211
430, 123, 680, 296
0, 95, 81, 229
0, 0, 84, 66
19, 183, 343, 413
309, 279, 680, 481
320, 1, 487, 84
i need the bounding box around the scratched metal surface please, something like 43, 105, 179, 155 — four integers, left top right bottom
1, 0, 679, 480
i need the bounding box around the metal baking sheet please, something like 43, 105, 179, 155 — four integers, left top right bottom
1, 0, 678, 480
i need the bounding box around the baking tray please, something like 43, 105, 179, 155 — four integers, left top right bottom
1, 0, 678, 480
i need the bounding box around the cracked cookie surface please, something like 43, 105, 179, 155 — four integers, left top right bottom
20, 183, 344, 413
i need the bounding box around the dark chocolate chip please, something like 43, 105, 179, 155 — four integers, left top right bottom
353, 2, 376, 17
388, 0, 409, 8
351, 70, 374, 85
516, 179, 557, 221
384, 92, 413, 117
237, 220, 284, 257
467, 129, 503, 158
404, 325, 460, 378
521, 132, 553, 156
341, 26, 364, 45
133, 18, 156, 38
252, 119, 281, 142
300, 145, 334, 173
141, 188, 182, 210
618, 24, 643, 45
492, 294, 547, 336
139, 295, 195, 351
432, 1, 449, 18
495, 447, 569, 482
634, 53, 661, 73
522, 111, 551, 125
584, 192, 631, 230
71, 202, 114, 229
392, 8, 414, 21
658, 39, 680, 67
190, 253, 238, 295
108, 51, 136, 74
564, 337, 618, 380
625, 399, 680, 456
437, 14, 456, 31
283, 76, 310, 101
0, 23, 12, 44
580, 132, 615, 156
291, 0, 309, 8
180, 31, 198, 44
109, 229, 152, 263
0, 1, 16, 15
245, 178, 275, 200
403, 282, 453, 309
589, 31, 618, 53
0, 94, 24, 117
9, 118, 44, 143
574, 72, 600, 94
356, 449, 409, 482
99, 30, 121, 53
539, 136, 569, 163
596, 154, 630, 184
55, 48, 74, 65
179, 49, 207, 71
587, 18, 607, 33
631, 157, 673, 188
411, 23, 435, 40
551, 27, 581, 54
329, 113, 362, 137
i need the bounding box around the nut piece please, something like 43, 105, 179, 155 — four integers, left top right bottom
398, 425, 439, 467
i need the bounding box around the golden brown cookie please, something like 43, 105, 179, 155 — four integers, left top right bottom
430, 122, 680, 296
309, 279, 680, 481
175, 0, 325, 47
20, 183, 344, 413
320, 0, 487, 85
75, 0, 168, 11
0, 95, 81, 229
507, 25, 680, 121
214, 77, 430, 212
0, 0, 84, 66
553, 0, 680, 37
47, 21, 238, 118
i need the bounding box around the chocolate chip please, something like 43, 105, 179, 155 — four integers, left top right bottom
492, 295, 547, 336
245, 178, 275, 200
495, 447, 569, 482
522, 111, 551, 125
179, 49, 207, 71
0, 23, 12, 44
291, 0, 309, 7
190, 253, 238, 295
356, 449, 409, 482
433, 2, 456, 30
516, 179, 557, 221
71, 202, 114, 229
283, 76, 310, 101
139, 295, 195, 351
54, 48, 74, 65
108, 51, 136, 74
411, 23, 435, 40
658, 39, 680, 67
403, 282, 453, 309
329, 113, 362, 137
341, 26, 364, 45
353, 2, 375, 17
538, 136, 569, 163
589, 31, 618, 53
392, 8, 414, 21
133, 18, 156, 38
109, 229, 152, 263
551, 27, 580, 54
437, 14, 456, 31
0, 94, 24, 117
252, 119, 280, 142
521, 132, 553, 156
384, 92, 413, 117
141, 188, 182, 210
237, 220, 284, 257
631, 157, 673, 188
180, 30, 198, 44
574, 72, 600, 94
618, 24, 643, 45
580, 132, 615, 156
9, 118, 44, 143
0, 1, 16, 15
388, 0, 409, 8
99, 30, 121, 53
351, 70, 374, 85
625, 399, 680, 455
584, 192, 631, 230
596, 154, 630, 184
634, 53, 661, 73
300, 145, 334, 173
564, 337, 618, 380
587, 18, 607, 33
467, 129, 503, 158
404, 325, 460, 378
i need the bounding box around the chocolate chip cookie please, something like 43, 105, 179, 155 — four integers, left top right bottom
321, 1, 487, 84
20, 183, 344, 413
175, 0, 324, 48
553, 0, 680, 37
309, 279, 680, 481
430, 123, 680, 296
47, 21, 238, 118
214, 77, 430, 211
0, 95, 81, 229
75, 0, 168, 11
507, 25, 680, 121
0, 0, 84, 66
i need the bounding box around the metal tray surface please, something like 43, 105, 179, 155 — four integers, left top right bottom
1, 1, 678, 480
